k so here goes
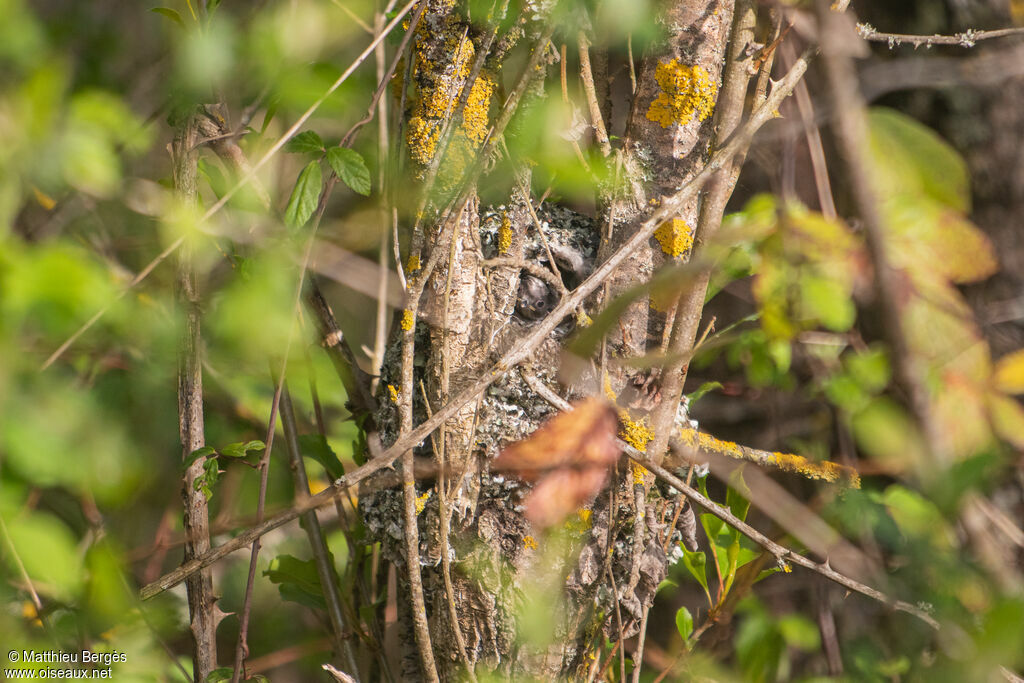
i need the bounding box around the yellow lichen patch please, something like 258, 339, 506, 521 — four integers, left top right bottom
498, 211, 513, 254
771, 451, 861, 488
654, 218, 694, 258
388, 384, 399, 403
406, 253, 421, 274
619, 410, 655, 452
678, 427, 861, 488
576, 310, 593, 327
403, 14, 495, 178
415, 490, 432, 514
406, 115, 443, 168
460, 70, 496, 145
401, 309, 416, 331
523, 535, 538, 550
632, 462, 650, 485
646, 59, 717, 128
604, 375, 617, 402
563, 508, 594, 534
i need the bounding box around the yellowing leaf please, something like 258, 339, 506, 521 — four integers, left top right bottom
32, 186, 56, 210
993, 349, 1024, 395
868, 107, 970, 212
883, 196, 997, 284
987, 392, 1024, 450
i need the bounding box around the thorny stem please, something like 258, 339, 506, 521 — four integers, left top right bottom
141, 47, 814, 603
173, 108, 218, 683
855, 23, 1024, 48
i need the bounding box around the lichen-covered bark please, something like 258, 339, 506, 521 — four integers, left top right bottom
599, 0, 733, 376
371, 1, 735, 679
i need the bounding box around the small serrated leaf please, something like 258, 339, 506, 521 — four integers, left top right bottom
284, 161, 322, 229
284, 130, 325, 154
327, 147, 372, 196
150, 7, 185, 27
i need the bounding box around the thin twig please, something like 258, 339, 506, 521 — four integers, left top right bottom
530, 383, 941, 630
577, 31, 612, 157
280, 386, 361, 679
856, 22, 1024, 48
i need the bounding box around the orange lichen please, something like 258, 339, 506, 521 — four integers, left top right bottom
678, 427, 861, 488
563, 508, 594, 534
619, 411, 655, 452
415, 490, 432, 514
406, 253, 421, 274
632, 462, 650, 485
498, 210, 512, 254
646, 59, 717, 128
388, 384, 399, 403
403, 10, 495, 178
523, 535, 538, 550
401, 309, 416, 331
654, 218, 694, 258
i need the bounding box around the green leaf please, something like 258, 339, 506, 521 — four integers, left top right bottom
198, 157, 228, 198
327, 146, 372, 196
220, 440, 266, 458
150, 7, 185, 28
300, 434, 344, 480
681, 548, 711, 605
284, 161, 322, 229
846, 346, 891, 395
800, 273, 855, 332
284, 130, 325, 154
261, 96, 281, 135
4, 513, 84, 600
675, 606, 694, 642
184, 445, 216, 469
205, 667, 234, 683
778, 614, 821, 651
868, 107, 970, 212
265, 554, 325, 600
686, 381, 722, 406
726, 485, 751, 523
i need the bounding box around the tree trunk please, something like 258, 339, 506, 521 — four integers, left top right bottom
368, 1, 736, 678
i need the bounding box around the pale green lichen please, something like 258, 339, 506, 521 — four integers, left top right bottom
646, 59, 717, 128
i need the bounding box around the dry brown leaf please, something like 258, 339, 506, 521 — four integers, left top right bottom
492, 397, 620, 529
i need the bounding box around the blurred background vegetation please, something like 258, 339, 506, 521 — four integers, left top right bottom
1, 0, 1023, 681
